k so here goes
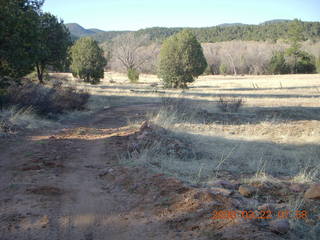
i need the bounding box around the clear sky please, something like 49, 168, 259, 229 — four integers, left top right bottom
42, 0, 320, 31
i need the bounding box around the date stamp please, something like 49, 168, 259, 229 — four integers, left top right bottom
211, 210, 308, 220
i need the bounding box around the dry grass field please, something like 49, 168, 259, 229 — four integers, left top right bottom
54, 72, 320, 184
1, 72, 319, 239
67, 72, 320, 237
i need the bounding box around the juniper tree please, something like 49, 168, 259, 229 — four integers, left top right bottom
70, 37, 106, 84
157, 30, 207, 88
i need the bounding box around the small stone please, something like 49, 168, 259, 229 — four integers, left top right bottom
210, 187, 233, 196
269, 219, 290, 234
99, 168, 111, 177
304, 184, 320, 200
239, 184, 257, 197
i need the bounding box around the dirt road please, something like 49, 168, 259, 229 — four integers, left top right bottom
0, 103, 288, 240
0, 104, 193, 240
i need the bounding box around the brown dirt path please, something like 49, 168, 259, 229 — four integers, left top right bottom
0, 103, 286, 240
0, 104, 194, 240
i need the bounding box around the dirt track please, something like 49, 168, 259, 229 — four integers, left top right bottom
0, 104, 197, 240
0, 103, 296, 240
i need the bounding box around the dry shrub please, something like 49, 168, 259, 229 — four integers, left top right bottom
0, 107, 60, 137
161, 97, 192, 114
217, 97, 245, 113
129, 121, 196, 160
5, 81, 89, 117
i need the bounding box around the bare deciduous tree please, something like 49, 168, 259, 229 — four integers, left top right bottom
112, 33, 157, 72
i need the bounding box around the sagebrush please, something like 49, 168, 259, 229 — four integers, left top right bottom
5, 81, 89, 117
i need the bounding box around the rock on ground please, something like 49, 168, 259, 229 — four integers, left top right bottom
304, 184, 320, 200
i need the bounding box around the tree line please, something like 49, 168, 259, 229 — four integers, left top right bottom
1, 1, 320, 94
134, 21, 320, 43
1, 0, 71, 83
0, 0, 106, 86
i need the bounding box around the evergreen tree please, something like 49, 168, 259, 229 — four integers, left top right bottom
70, 37, 106, 84
286, 19, 316, 73
268, 51, 290, 74
157, 30, 207, 88
35, 13, 72, 83
0, 0, 42, 79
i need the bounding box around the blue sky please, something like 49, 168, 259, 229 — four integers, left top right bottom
43, 0, 320, 31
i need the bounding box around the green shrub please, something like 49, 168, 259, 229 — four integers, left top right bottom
219, 64, 228, 75
294, 51, 316, 73
157, 30, 207, 89
268, 51, 290, 74
70, 37, 106, 84
127, 68, 139, 83
316, 57, 320, 73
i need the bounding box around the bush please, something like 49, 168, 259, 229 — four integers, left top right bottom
70, 37, 106, 84
316, 57, 320, 73
268, 51, 290, 74
127, 68, 139, 83
5, 81, 89, 117
294, 51, 316, 73
203, 65, 212, 75
219, 64, 228, 75
217, 97, 244, 113
157, 30, 207, 89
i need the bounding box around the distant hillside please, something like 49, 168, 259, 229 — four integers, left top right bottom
88, 28, 106, 34
217, 23, 246, 27
92, 31, 131, 42
261, 19, 291, 25
66, 20, 320, 44
65, 23, 130, 43
65, 23, 97, 37
136, 20, 320, 43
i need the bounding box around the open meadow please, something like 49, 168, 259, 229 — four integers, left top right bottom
60, 72, 320, 183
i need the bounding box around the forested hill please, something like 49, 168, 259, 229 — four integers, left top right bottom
136, 21, 320, 42
66, 20, 320, 43
65, 23, 130, 42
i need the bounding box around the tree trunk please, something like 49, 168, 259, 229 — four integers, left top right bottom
36, 63, 44, 84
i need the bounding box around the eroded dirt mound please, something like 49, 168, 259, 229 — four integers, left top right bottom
99, 165, 289, 240
128, 120, 195, 159
120, 121, 320, 239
